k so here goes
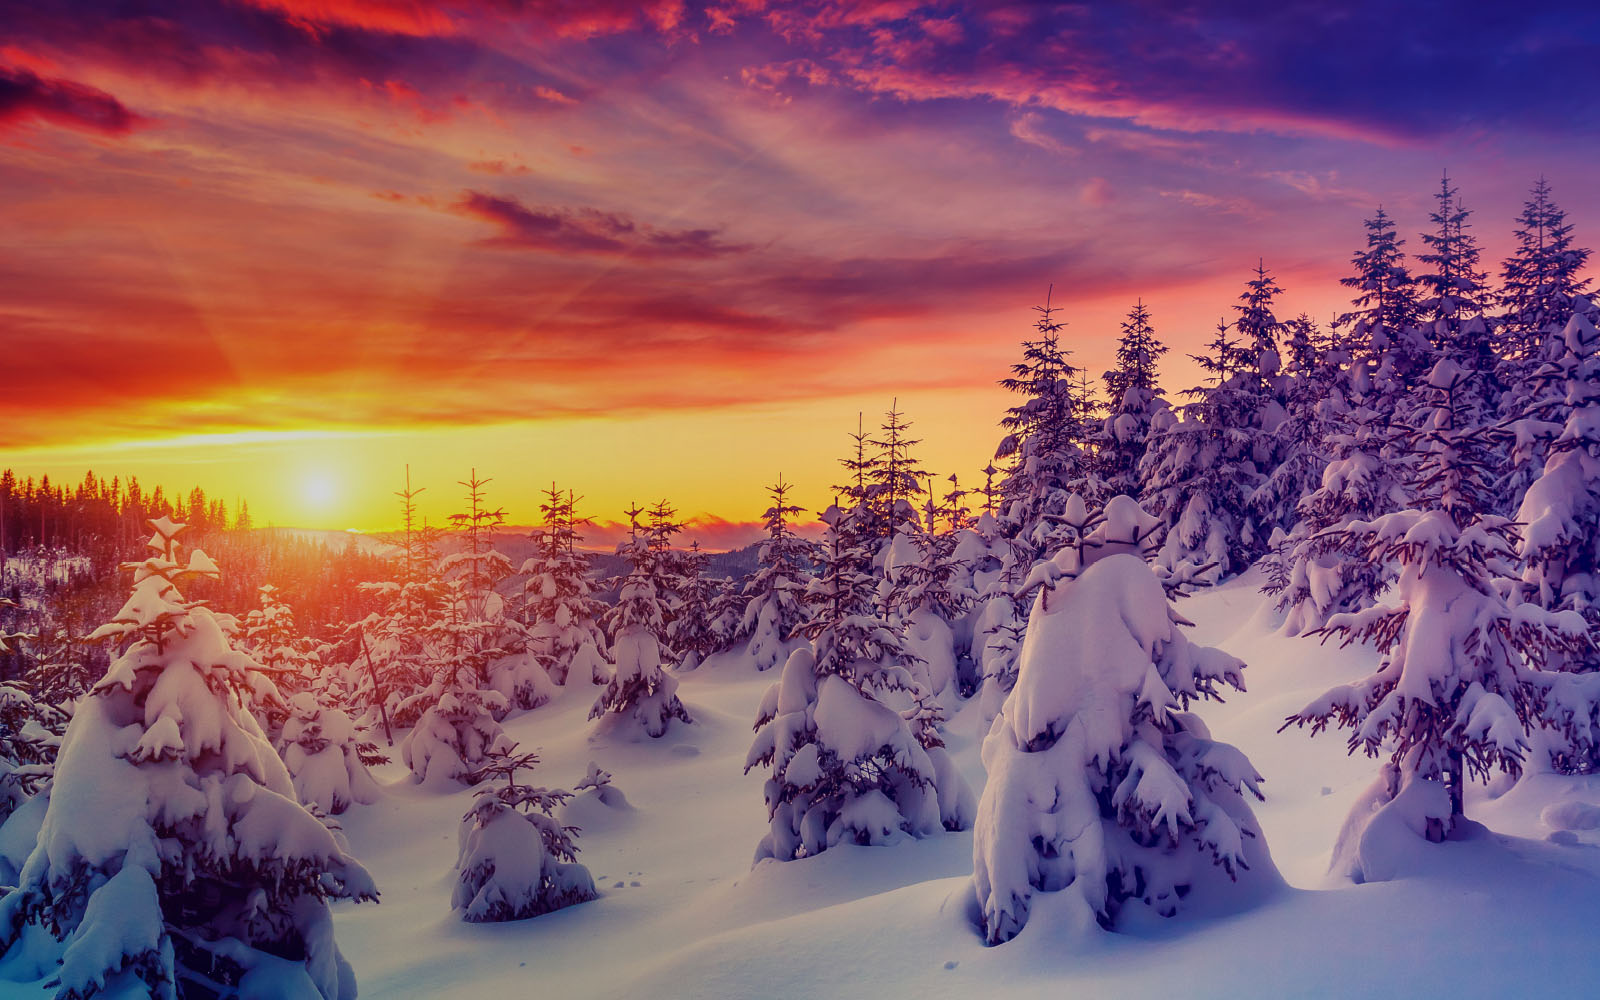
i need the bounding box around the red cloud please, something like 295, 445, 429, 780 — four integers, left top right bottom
0, 64, 147, 136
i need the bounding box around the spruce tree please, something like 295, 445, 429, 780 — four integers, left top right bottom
1337, 207, 1427, 394
1141, 318, 1266, 581
972, 495, 1272, 943
1499, 178, 1593, 364
521, 486, 608, 686
590, 505, 692, 738
1417, 172, 1494, 375
739, 478, 815, 671
996, 291, 1099, 546
1515, 311, 1600, 771
745, 504, 968, 862
869, 401, 931, 536
1100, 299, 1170, 498
453, 744, 597, 922
1283, 360, 1587, 868
0, 518, 377, 999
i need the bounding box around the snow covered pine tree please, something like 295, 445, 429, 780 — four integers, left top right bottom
746, 504, 971, 863
454, 744, 596, 923
1283, 360, 1589, 877
0, 517, 377, 999
972, 496, 1275, 944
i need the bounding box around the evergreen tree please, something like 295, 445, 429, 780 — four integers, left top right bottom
745, 504, 969, 862
453, 744, 596, 922
1100, 300, 1171, 498
1141, 318, 1267, 581
590, 506, 692, 738
1416, 172, 1494, 374
972, 495, 1272, 943
868, 401, 931, 535
739, 479, 815, 671
0, 518, 377, 999
996, 292, 1099, 545
1337, 207, 1427, 394
1515, 311, 1600, 771
1499, 178, 1593, 364
1261, 389, 1409, 635
1283, 360, 1587, 870
668, 541, 721, 671
521, 485, 608, 686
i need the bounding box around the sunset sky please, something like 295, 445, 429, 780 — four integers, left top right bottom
3, 1, 1597, 541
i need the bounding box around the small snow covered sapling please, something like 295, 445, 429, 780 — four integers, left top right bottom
0, 517, 377, 1000
280, 692, 381, 815
972, 495, 1274, 945
454, 743, 597, 923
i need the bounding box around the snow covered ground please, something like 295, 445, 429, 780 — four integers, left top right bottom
308, 569, 1600, 999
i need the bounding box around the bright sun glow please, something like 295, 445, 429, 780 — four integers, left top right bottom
301, 474, 338, 510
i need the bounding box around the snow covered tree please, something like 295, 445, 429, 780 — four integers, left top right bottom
996, 292, 1100, 547
453, 744, 596, 923
1417, 172, 1494, 376
1252, 313, 1340, 539
15, 622, 99, 711
1261, 390, 1409, 635
279, 692, 381, 815
739, 479, 815, 671
589, 506, 692, 738
972, 495, 1273, 943
1099, 299, 1171, 498
869, 402, 931, 536
0, 678, 63, 825
1515, 311, 1600, 770
668, 541, 721, 671
883, 488, 975, 705
1283, 360, 1589, 866
746, 504, 970, 862
0, 517, 377, 999
1338, 207, 1427, 394
241, 584, 322, 700
448, 472, 553, 714
1499, 178, 1592, 365
835, 412, 887, 544
1234, 260, 1286, 373
521, 485, 608, 686
1141, 318, 1267, 581
352, 470, 446, 730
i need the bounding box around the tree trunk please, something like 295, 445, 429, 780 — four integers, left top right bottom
1447, 747, 1465, 834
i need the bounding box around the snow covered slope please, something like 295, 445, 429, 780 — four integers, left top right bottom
13, 571, 1600, 998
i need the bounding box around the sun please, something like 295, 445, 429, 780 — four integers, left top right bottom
301, 473, 338, 511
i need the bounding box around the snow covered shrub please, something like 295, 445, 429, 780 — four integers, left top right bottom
590, 511, 692, 738
1284, 361, 1590, 867
746, 505, 969, 863
0, 517, 377, 1000
454, 744, 597, 923
972, 495, 1273, 944
280, 692, 381, 815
